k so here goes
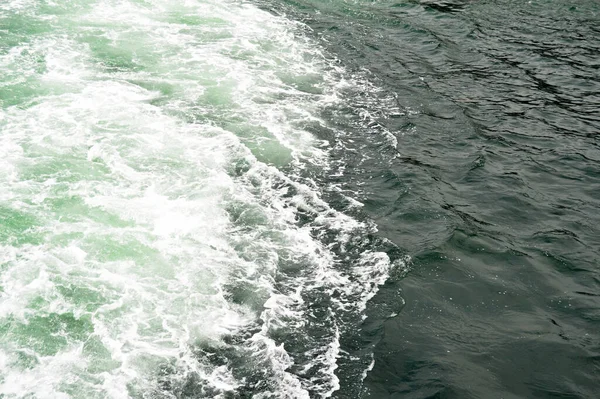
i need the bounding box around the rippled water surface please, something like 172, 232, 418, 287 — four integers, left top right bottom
1, 0, 600, 398
256, 0, 600, 397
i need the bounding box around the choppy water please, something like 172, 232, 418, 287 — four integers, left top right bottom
1, 0, 599, 398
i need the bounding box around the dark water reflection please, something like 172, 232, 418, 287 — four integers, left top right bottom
260, 0, 600, 397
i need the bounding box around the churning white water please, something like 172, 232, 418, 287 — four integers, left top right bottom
0, 0, 399, 397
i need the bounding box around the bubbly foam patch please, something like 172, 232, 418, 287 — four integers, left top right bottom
0, 0, 401, 397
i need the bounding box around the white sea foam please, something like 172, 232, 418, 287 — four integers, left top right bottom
0, 0, 400, 397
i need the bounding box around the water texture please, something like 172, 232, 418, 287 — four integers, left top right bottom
255, 0, 600, 397
1, 0, 600, 398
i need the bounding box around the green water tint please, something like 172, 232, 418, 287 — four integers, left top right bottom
1, 0, 373, 397
8, 0, 598, 397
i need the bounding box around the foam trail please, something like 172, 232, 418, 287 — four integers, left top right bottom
0, 0, 402, 397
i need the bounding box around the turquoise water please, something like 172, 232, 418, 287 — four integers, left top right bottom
0, 0, 401, 397
2, 0, 600, 398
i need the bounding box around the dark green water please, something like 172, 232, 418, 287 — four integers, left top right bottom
1, 0, 598, 397
258, 0, 600, 397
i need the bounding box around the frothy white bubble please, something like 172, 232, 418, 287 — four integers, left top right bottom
0, 0, 397, 397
